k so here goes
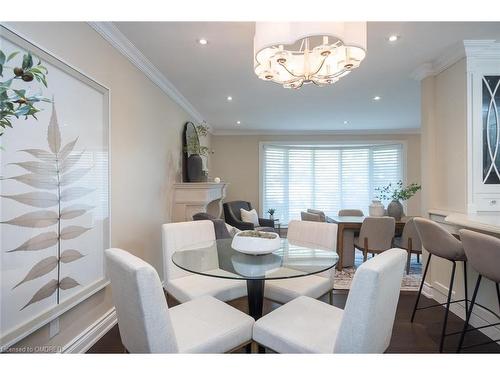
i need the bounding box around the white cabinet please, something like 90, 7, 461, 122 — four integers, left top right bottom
465, 40, 500, 212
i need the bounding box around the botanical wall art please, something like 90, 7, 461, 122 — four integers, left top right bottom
0, 26, 110, 349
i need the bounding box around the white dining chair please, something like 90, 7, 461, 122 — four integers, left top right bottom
253, 248, 406, 353
264, 220, 338, 304
106, 248, 254, 353
162, 220, 247, 303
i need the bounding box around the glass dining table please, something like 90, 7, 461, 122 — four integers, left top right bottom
172, 238, 339, 320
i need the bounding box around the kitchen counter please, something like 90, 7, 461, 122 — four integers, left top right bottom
428, 209, 500, 236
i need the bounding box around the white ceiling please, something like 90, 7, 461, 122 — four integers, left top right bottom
115, 22, 500, 133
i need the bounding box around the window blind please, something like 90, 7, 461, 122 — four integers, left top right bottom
262, 144, 403, 224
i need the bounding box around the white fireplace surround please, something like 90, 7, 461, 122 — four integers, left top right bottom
172, 182, 229, 222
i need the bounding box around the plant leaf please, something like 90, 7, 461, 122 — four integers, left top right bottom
1, 192, 59, 208
47, 103, 61, 154
60, 167, 92, 186
7, 51, 20, 62
60, 249, 85, 263
59, 138, 78, 161
19, 149, 56, 162
60, 187, 94, 202
60, 204, 94, 220
60, 225, 92, 240
59, 151, 84, 174
7, 231, 58, 252
21, 279, 58, 310
13, 256, 58, 289
5, 173, 58, 189
1, 210, 59, 228
9, 161, 57, 175
59, 277, 80, 290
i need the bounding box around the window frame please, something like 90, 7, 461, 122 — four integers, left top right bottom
259, 140, 408, 221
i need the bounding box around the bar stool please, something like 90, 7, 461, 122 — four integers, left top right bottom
456, 229, 500, 352
411, 218, 468, 353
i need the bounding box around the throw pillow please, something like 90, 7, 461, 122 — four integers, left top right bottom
240, 208, 260, 226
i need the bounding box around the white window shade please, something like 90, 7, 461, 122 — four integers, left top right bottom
262, 144, 403, 224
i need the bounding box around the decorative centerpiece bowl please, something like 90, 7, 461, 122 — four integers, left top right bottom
231, 230, 281, 255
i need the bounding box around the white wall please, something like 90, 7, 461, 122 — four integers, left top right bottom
3, 22, 196, 351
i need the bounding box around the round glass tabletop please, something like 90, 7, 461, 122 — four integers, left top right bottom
172, 238, 339, 281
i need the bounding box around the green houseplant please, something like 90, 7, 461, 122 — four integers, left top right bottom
0, 50, 50, 137
267, 208, 276, 220
375, 180, 421, 220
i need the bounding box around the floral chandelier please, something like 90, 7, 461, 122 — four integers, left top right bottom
254, 22, 367, 89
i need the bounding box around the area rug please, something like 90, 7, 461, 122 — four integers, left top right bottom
334, 251, 422, 291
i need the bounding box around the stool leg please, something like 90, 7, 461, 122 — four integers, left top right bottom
411, 253, 432, 322
457, 275, 482, 353
439, 261, 456, 353
463, 261, 468, 318
496, 283, 500, 312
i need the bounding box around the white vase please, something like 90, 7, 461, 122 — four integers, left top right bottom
369, 200, 385, 217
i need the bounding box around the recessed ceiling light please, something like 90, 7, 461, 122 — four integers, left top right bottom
197, 38, 208, 45
343, 120, 349, 125
373, 96, 381, 101
227, 96, 233, 101
387, 34, 400, 43
236, 121, 241, 125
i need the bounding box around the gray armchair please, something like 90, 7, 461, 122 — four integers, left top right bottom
192, 212, 231, 239
223, 201, 275, 231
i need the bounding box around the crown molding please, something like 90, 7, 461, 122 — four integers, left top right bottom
410, 43, 466, 81
464, 39, 500, 57
211, 128, 421, 136
88, 22, 205, 124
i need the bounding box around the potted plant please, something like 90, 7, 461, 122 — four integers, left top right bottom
375, 181, 421, 220
267, 208, 276, 220
1, 50, 50, 141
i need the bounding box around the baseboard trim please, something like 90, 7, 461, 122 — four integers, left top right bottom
62, 308, 117, 353
429, 282, 500, 342
422, 281, 434, 298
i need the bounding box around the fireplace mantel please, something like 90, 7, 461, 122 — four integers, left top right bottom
172, 182, 229, 222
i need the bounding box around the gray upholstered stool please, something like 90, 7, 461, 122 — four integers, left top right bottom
456, 229, 500, 352
412, 218, 468, 353
393, 218, 422, 274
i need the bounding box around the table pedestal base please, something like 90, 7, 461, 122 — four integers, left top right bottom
246, 279, 266, 353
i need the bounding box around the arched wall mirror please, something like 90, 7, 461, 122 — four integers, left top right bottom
182, 121, 206, 182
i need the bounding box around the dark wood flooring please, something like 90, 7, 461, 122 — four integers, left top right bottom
88, 291, 500, 354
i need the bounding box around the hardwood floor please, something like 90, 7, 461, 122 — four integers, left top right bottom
87, 291, 500, 353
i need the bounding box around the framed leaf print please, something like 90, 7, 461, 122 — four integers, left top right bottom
0, 25, 110, 349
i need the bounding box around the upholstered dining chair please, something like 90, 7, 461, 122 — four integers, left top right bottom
162, 220, 247, 303
264, 220, 338, 304
223, 200, 275, 231
253, 249, 406, 353
354, 217, 396, 262
106, 248, 254, 353
338, 209, 364, 217
306, 209, 326, 222
300, 211, 322, 222
393, 218, 422, 274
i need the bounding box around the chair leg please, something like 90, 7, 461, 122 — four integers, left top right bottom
457, 275, 482, 353
363, 238, 368, 262
417, 253, 420, 263
463, 261, 468, 317
406, 250, 411, 274
411, 253, 432, 322
329, 290, 333, 305
439, 261, 456, 353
